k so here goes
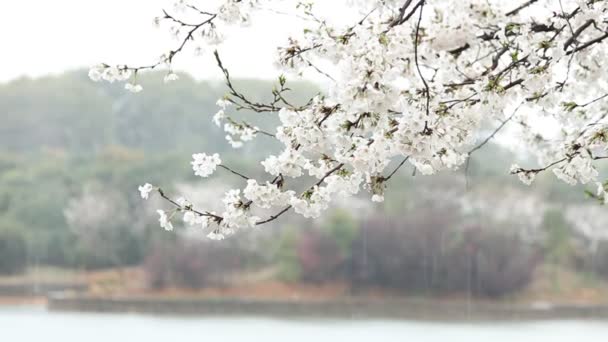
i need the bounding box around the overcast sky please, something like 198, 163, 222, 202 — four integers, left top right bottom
0, 1, 543, 149
0, 0, 347, 83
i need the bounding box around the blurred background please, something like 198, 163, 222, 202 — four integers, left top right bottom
2, 1, 608, 341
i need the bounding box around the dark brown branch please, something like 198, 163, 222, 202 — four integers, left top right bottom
564, 19, 595, 49
506, 0, 539, 17
413, 0, 431, 133
399, 0, 424, 26
465, 104, 523, 188
214, 50, 311, 113
254, 128, 276, 138
256, 163, 345, 225
303, 58, 336, 82
255, 205, 292, 225
503, 78, 524, 91
214, 50, 280, 113
118, 11, 218, 74
567, 31, 608, 55
388, 0, 414, 28
226, 117, 277, 139
482, 45, 510, 76
448, 43, 471, 57
558, 0, 575, 36
157, 188, 223, 221
185, 4, 214, 16
581, 93, 608, 108
218, 164, 250, 180
383, 156, 410, 181
513, 157, 569, 174
469, 104, 523, 156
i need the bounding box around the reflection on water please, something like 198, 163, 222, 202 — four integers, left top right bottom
1, 306, 607, 342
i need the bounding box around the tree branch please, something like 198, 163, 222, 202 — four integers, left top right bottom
468, 103, 523, 156
566, 31, 608, 55
157, 188, 223, 221
383, 156, 410, 181
506, 0, 539, 17
255, 163, 345, 225
413, 1, 431, 132
219, 165, 250, 180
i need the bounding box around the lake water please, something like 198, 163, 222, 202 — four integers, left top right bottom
1, 306, 608, 341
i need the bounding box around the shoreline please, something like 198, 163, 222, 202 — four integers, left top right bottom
0, 296, 46, 307
46, 295, 608, 322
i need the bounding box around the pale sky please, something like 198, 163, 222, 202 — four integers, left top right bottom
0, 1, 549, 155
0, 0, 349, 83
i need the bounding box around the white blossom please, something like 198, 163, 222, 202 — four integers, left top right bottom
175, 197, 191, 208
510, 164, 537, 186
243, 179, 294, 209
207, 231, 225, 241
219, 189, 259, 230
191, 153, 221, 177
93, 0, 608, 237
553, 156, 598, 185
216, 98, 232, 109
163, 72, 179, 83
182, 211, 199, 226
213, 110, 226, 126
138, 183, 154, 199
88, 65, 104, 82
124, 83, 143, 93
371, 194, 385, 203
290, 186, 331, 219
594, 182, 608, 205
157, 210, 174, 231
262, 149, 307, 178
517, 172, 537, 186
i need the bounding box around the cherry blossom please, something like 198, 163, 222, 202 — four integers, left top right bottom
243, 179, 295, 209
90, 0, 608, 238
138, 183, 154, 199
157, 210, 174, 231
124, 83, 143, 93
163, 72, 180, 83
191, 153, 221, 177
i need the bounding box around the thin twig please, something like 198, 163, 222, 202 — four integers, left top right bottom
256, 163, 345, 225
465, 103, 524, 189
413, 1, 431, 132
469, 103, 524, 155
566, 32, 608, 55
219, 165, 250, 180
383, 156, 410, 181
581, 93, 608, 108
506, 0, 539, 16
157, 188, 223, 221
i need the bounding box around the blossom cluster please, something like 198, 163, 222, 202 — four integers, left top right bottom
191, 153, 221, 178
93, 0, 608, 238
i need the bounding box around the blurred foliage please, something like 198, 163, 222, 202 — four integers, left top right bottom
275, 226, 301, 282
0, 70, 606, 299
542, 209, 575, 266
275, 212, 358, 284
324, 210, 359, 256
0, 223, 27, 275
0, 70, 315, 270
349, 214, 540, 297
584, 241, 608, 281
144, 237, 246, 289
296, 229, 345, 283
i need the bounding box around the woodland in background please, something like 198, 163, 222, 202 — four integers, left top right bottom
1, 70, 607, 298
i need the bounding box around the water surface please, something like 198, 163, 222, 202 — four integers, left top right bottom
1, 306, 607, 341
